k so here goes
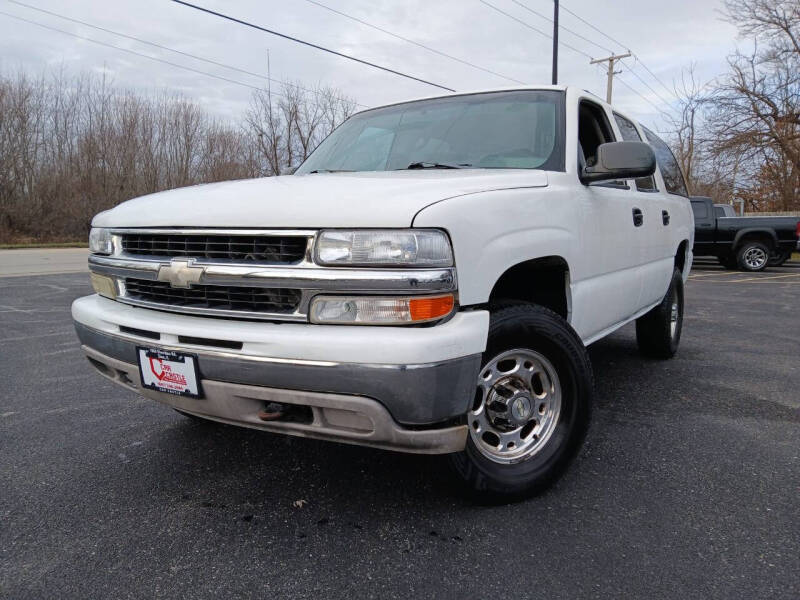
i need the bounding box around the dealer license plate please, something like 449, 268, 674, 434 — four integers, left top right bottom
137, 347, 202, 398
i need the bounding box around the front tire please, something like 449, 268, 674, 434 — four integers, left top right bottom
736, 241, 770, 272
718, 255, 737, 270
636, 268, 684, 359
448, 304, 593, 502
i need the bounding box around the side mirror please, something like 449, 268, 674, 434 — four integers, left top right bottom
280, 165, 298, 176
580, 141, 656, 185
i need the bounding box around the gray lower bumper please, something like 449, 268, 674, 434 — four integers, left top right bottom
74, 322, 480, 452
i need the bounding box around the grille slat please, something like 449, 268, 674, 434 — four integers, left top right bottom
121, 233, 307, 264
124, 278, 301, 314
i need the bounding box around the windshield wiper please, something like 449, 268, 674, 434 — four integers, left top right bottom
405, 161, 471, 170
308, 169, 354, 173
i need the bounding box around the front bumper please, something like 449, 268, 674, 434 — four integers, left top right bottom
72, 295, 489, 453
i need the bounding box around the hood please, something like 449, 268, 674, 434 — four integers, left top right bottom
92, 169, 549, 228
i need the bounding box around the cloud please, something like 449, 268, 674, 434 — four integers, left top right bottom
0, 0, 739, 128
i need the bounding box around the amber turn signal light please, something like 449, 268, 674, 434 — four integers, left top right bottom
409, 295, 455, 322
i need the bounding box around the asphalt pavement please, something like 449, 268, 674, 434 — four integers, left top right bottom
1, 257, 798, 599
0, 248, 88, 277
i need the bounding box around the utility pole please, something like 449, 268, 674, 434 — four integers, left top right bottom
266, 48, 271, 102
551, 0, 559, 85
590, 52, 631, 103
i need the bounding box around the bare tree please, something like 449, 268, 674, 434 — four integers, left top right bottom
707, 0, 800, 210
246, 81, 356, 176
0, 69, 357, 244
665, 65, 708, 193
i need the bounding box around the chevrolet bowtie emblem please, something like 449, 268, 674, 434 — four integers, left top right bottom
156, 259, 205, 288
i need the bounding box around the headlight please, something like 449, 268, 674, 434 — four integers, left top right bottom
90, 272, 117, 299
310, 294, 454, 325
315, 229, 453, 267
89, 228, 113, 255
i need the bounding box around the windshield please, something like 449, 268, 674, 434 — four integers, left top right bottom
296, 90, 565, 174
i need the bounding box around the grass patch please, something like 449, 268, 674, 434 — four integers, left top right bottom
0, 241, 87, 249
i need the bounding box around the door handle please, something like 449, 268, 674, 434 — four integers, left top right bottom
699, 223, 712, 228
632, 207, 643, 227
662, 210, 670, 226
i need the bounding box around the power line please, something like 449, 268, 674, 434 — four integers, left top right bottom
588, 59, 663, 114
631, 55, 677, 102
489, 0, 677, 107
559, 2, 629, 52
615, 75, 665, 115
170, 0, 455, 92
478, 0, 592, 60
302, 0, 525, 85
501, 0, 675, 109
590, 52, 631, 103
0, 9, 272, 95
480, 0, 666, 112
559, 1, 676, 101
508, 0, 614, 55
5, 0, 368, 108
621, 59, 673, 107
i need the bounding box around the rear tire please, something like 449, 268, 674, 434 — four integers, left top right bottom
636, 268, 684, 359
768, 251, 790, 267
448, 304, 593, 502
736, 240, 770, 272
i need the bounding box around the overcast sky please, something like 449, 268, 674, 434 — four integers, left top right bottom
0, 0, 740, 130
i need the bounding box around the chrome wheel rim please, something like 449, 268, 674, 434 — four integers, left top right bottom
670, 300, 679, 339
469, 348, 562, 464
743, 246, 767, 269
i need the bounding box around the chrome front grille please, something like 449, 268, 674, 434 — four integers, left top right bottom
121, 233, 308, 264
88, 228, 457, 322
124, 278, 302, 314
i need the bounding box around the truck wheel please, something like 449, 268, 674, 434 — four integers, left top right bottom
635, 268, 683, 359
718, 256, 737, 270
736, 241, 770, 271
768, 251, 790, 267
448, 304, 593, 502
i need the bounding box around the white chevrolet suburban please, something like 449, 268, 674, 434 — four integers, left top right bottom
73, 86, 693, 500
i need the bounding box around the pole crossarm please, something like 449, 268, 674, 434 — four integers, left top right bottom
589, 52, 631, 103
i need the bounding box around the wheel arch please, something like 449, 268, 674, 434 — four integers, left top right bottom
733, 228, 777, 251
487, 256, 572, 322
675, 239, 690, 275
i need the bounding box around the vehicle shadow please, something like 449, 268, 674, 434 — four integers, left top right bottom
691, 257, 800, 271
106, 328, 655, 515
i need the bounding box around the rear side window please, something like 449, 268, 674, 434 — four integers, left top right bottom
714, 206, 725, 218
643, 127, 688, 197
691, 201, 708, 219
612, 113, 657, 191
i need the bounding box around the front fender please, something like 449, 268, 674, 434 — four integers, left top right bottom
412, 188, 578, 306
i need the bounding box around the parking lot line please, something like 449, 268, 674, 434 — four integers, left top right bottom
723, 273, 800, 283
688, 271, 743, 279
690, 273, 800, 284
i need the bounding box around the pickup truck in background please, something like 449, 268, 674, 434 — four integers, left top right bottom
691, 196, 800, 271
73, 86, 694, 500
714, 203, 736, 218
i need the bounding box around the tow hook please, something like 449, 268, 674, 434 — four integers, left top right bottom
258, 402, 286, 421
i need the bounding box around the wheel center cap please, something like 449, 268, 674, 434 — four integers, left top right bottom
510, 395, 532, 422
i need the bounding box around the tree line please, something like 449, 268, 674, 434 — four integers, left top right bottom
1, 0, 796, 243
0, 71, 355, 243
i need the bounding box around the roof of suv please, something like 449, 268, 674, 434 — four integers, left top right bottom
354, 84, 577, 116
